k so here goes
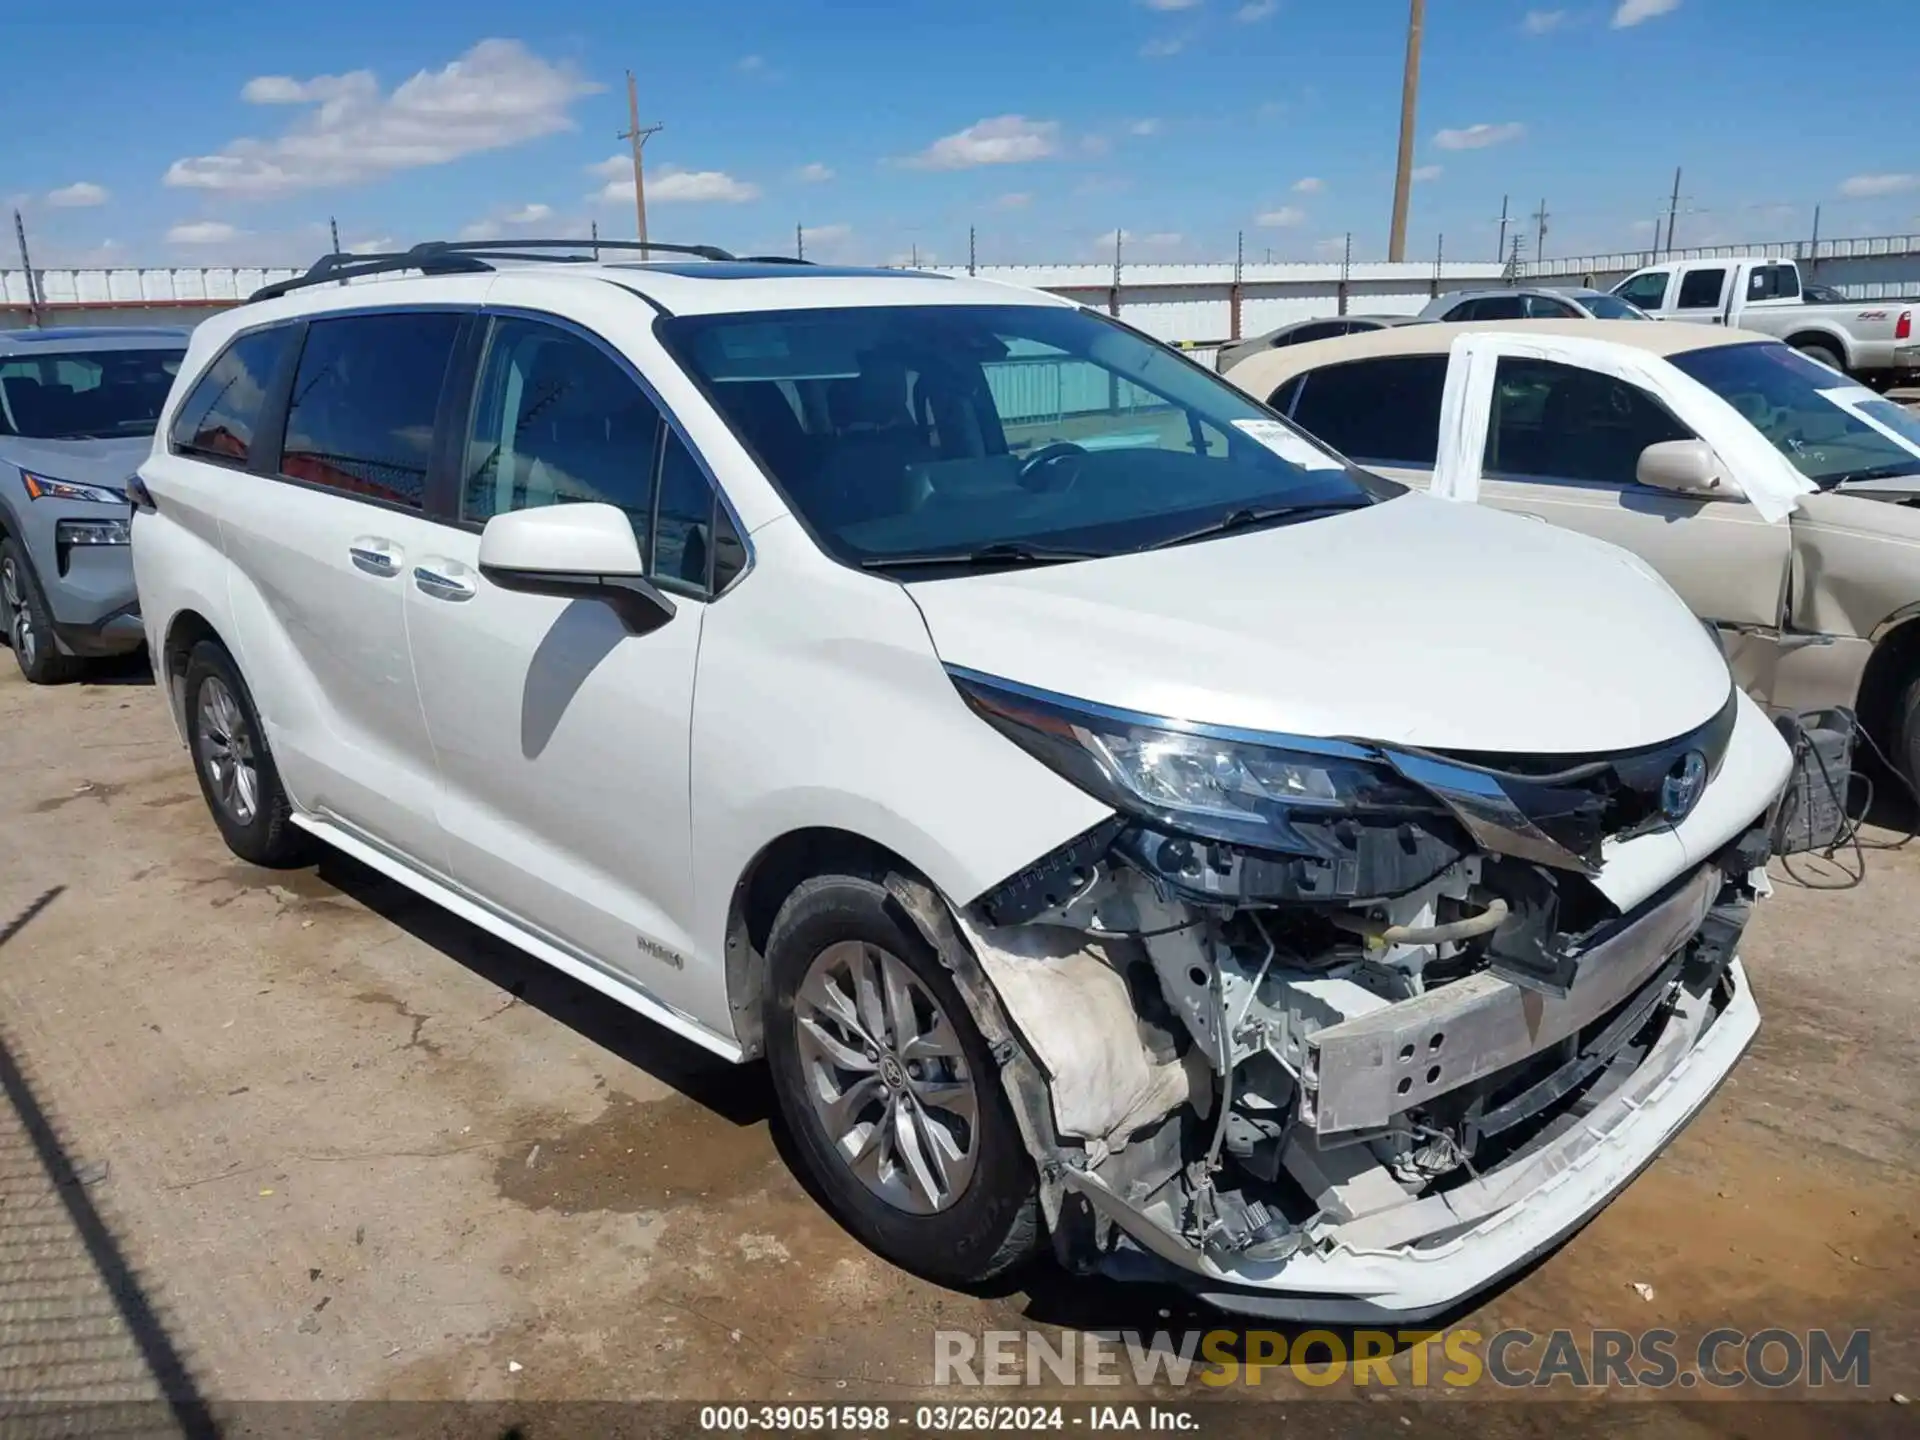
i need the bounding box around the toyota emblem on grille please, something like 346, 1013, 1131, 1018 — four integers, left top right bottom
1661, 750, 1708, 822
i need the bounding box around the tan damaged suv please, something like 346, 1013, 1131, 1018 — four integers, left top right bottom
1226, 319, 1920, 786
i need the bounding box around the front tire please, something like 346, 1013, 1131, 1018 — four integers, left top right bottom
1893, 670, 1920, 805
1, 539, 82, 685
182, 640, 313, 868
763, 872, 1039, 1286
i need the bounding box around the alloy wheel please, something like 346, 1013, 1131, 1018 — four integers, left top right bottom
196, 676, 260, 825
1, 557, 34, 671
793, 939, 980, 1215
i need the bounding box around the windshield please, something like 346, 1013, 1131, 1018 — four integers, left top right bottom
658, 304, 1389, 569
1579, 294, 1648, 321
0, 348, 184, 440
1669, 342, 1920, 486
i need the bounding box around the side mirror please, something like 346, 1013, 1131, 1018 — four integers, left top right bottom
478, 503, 676, 633
1636, 439, 1743, 500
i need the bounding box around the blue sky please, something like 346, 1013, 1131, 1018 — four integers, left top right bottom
7, 0, 1918, 270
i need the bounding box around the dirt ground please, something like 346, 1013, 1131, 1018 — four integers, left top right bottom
0, 656, 1913, 1436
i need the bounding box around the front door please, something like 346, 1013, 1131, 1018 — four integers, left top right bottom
1441, 347, 1792, 632
403, 313, 732, 1018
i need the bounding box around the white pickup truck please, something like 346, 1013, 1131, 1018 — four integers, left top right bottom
1613, 257, 1917, 391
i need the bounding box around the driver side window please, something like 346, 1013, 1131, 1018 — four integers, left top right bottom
1616, 271, 1670, 311
1484, 358, 1693, 486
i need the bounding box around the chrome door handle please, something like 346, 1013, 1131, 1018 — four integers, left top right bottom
350, 537, 402, 576
413, 564, 476, 601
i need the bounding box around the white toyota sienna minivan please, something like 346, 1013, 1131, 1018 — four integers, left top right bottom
133, 241, 1791, 1320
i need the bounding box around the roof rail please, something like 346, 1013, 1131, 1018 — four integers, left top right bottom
247, 238, 740, 303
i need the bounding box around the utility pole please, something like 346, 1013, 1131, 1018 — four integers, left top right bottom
1230, 229, 1245, 340
796, 223, 805, 261
1494, 195, 1510, 263
1663, 167, 1683, 258
1431, 231, 1444, 297
1806, 203, 1822, 278
12, 209, 42, 328
911, 241, 919, 267
1338, 231, 1353, 314
1503, 231, 1524, 284
1531, 198, 1549, 269
591, 220, 600, 259
1387, 0, 1425, 262
329, 216, 341, 253
968, 225, 977, 276
619, 71, 664, 245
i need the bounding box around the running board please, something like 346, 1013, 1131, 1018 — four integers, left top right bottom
288, 813, 745, 1063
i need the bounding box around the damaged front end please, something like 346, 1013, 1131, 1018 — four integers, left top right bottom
939, 668, 1783, 1320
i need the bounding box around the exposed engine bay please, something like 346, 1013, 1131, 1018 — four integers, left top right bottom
914, 671, 1783, 1315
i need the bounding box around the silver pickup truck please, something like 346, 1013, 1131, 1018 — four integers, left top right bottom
1613, 257, 1918, 390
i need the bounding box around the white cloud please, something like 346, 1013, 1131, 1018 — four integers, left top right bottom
458, 201, 554, 239
736, 54, 766, 73
1094, 229, 1182, 251
167, 220, 242, 244
586, 154, 629, 181
1236, 0, 1278, 18
993, 192, 1032, 210
1141, 0, 1201, 8
596, 166, 760, 205
505, 202, 552, 224
1611, 0, 1679, 26
1291, 176, 1323, 194
1523, 8, 1568, 33
1129, 118, 1163, 137
1412, 164, 1443, 182
800, 223, 851, 244
345, 235, 393, 254
1314, 235, 1349, 258
1257, 207, 1305, 228
1140, 36, 1187, 57
1839, 173, 1918, 198
794, 162, 835, 183
904, 115, 1060, 170
167, 40, 599, 196
46, 181, 109, 207
1433, 121, 1526, 151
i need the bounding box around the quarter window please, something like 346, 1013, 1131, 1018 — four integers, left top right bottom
1484, 357, 1693, 486
170, 327, 297, 466
1676, 268, 1727, 310
1615, 271, 1670, 311
281, 313, 462, 508
1289, 356, 1446, 467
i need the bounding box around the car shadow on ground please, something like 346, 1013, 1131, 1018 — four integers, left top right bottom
312, 850, 772, 1129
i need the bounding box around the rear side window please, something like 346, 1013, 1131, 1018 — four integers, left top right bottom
1748, 264, 1800, 301
1281, 321, 1350, 346
169, 327, 297, 466
1677, 268, 1727, 310
280, 312, 462, 508
1615, 271, 1670, 311
1289, 356, 1446, 467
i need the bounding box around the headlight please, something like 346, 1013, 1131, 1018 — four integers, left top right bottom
950, 668, 1441, 854
22, 471, 129, 505
55, 517, 131, 547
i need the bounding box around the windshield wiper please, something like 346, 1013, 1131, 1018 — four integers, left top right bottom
860, 541, 1111, 571
1826, 464, 1920, 488
1138, 500, 1369, 552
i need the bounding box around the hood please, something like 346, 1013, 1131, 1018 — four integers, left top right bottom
0, 435, 152, 492
906, 492, 1730, 756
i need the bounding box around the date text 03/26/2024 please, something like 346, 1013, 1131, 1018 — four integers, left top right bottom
698, 1406, 1194, 1432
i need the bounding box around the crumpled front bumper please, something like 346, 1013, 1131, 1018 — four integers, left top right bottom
1072, 960, 1758, 1323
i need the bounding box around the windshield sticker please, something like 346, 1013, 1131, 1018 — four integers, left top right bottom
1818, 386, 1920, 460
1232, 418, 1344, 470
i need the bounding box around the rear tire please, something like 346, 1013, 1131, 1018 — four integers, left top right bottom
763, 871, 1040, 1287
1, 539, 82, 685
1795, 341, 1845, 374
182, 640, 313, 868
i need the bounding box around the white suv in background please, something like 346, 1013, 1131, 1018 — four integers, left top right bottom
134, 241, 1790, 1320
